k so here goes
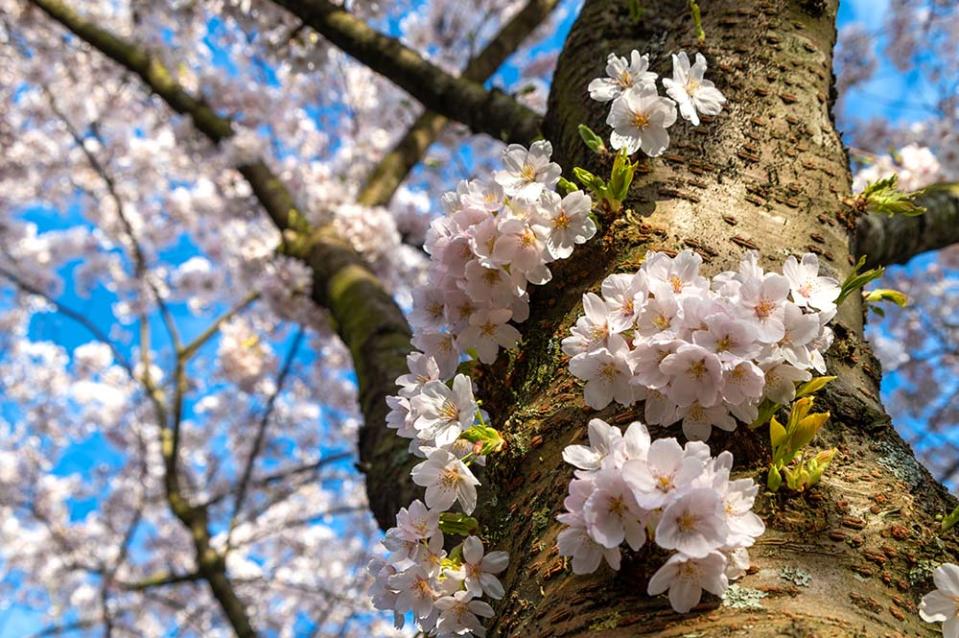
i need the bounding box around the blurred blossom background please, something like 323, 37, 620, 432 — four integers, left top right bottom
0, 0, 956, 635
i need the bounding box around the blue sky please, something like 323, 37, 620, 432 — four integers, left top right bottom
0, 1, 941, 636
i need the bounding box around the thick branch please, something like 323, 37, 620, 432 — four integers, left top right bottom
27, 0, 416, 528
117, 571, 202, 591
855, 182, 959, 268
269, 0, 543, 145
228, 327, 305, 546
356, 0, 558, 207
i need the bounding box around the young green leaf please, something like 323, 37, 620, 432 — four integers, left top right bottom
439, 512, 481, 537
461, 425, 505, 455
608, 149, 635, 202
858, 174, 926, 217
863, 288, 908, 308
767, 464, 783, 492
577, 124, 607, 155
557, 176, 579, 194
688, 0, 705, 42
572, 167, 606, 193
796, 376, 837, 399
836, 255, 885, 306
943, 505, 959, 533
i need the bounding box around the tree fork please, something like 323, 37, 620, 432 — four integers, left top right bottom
460, 1, 959, 635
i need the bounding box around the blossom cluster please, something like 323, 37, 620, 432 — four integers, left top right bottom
411, 139, 597, 371
372, 141, 597, 636
921, 563, 959, 638
370, 501, 509, 636
563, 250, 839, 441
588, 50, 726, 157
557, 418, 764, 613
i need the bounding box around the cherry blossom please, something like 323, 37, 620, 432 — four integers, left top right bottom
412, 374, 479, 446
646, 551, 729, 614
538, 190, 597, 259
456, 536, 509, 600
920, 563, 959, 638
494, 140, 562, 201
782, 253, 841, 312
557, 420, 763, 613
568, 334, 635, 409
607, 84, 678, 157
662, 52, 727, 126
434, 590, 496, 637
655, 488, 729, 558
564, 250, 837, 440
587, 50, 658, 102
374, 138, 603, 634
410, 447, 481, 513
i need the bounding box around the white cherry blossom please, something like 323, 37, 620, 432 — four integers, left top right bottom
457, 536, 509, 600
920, 563, 959, 638
410, 448, 481, 514
662, 52, 727, 126
588, 50, 658, 102
412, 375, 478, 446
494, 140, 561, 201
646, 551, 729, 614
783, 253, 841, 311
607, 84, 678, 157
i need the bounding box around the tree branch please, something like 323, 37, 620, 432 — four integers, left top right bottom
227, 327, 305, 547
117, 571, 202, 591
268, 0, 543, 146
179, 292, 260, 362
356, 0, 558, 207
0, 265, 134, 375
855, 182, 959, 268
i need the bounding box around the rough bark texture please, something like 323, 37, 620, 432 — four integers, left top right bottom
460, 1, 959, 636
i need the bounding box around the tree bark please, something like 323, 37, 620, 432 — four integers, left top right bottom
461, 1, 959, 635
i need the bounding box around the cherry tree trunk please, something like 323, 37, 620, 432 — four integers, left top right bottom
467, 0, 958, 635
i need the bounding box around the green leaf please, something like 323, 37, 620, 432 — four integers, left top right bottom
572, 166, 606, 193
796, 375, 837, 398
688, 0, 705, 42
608, 148, 635, 203
461, 425, 505, 455
767, 465, 783, 492
750, 399, 780, 430
859, 174, 926, 217
769, 416, 788, 449
788, 412, 830, 455
943, 505, 959, 533
557, 177, 579, 194
863, 288, 908, 308
626, 0, 644, 22
577, 124, 607, 154
836, 255, 884, 306
439, 512, 481, 537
